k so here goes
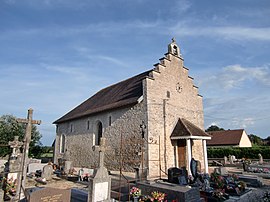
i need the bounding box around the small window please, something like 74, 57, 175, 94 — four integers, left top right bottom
95, 121, 103, 145
109, 116, 112, 126
70, 124, 73, 132
87, 120, 90, 130
60, 134, 65, 153
167, 91, 170, 98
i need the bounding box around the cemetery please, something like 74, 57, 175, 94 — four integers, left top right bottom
0, 42, 269, 202
1, 131, 270, 201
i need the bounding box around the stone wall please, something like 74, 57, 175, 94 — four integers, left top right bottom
145, 52, 205, 177
54, 103, 146, 172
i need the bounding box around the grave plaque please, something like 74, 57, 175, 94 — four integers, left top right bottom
94, 182, 109, 201
26, 187, 71, 202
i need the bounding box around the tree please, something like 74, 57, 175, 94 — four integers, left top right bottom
248, 134, 263, 146
0, 114, 42, 157
205, 125, 225, 132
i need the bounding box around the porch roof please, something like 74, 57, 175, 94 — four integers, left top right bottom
170, 118, 211, 140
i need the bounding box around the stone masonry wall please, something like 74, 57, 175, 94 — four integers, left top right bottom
145, 52, 205, 177
54, 103, 146, 172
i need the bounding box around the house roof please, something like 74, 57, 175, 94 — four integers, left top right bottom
170, 118, 211, 140
206, 129, 244, 146
54, 70, 151, 124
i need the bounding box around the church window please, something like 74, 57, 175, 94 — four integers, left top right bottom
70, 124, 73, 132
167, 91, 170, 98
60, 134, 65, 154
109, 116, 112, 126
95, 121, 103, 145
87, 120, 90, 130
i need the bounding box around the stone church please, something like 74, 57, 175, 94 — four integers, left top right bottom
53, 39, 211, 178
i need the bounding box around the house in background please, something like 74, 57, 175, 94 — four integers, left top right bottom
207, 129, 252, 148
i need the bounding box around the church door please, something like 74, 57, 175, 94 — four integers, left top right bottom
177, 139, 186, 168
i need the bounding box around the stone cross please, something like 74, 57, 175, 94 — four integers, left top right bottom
96, 137, 107, 168
89, 137, 111, 202
8, 136, 23, 158
16, 109, 41, 200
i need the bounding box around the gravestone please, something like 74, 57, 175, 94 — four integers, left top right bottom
8, 136, 23, 159
78, 168, 84, 181
64, 161, 73, 174
258, 153, 263, 165
224, 156, 228, 165
190, 158, 198, 182
28, 163, 47, 174
5, 136, 23, 199
88, 137, 111, 202
0, 188, 3, 202
168, 167, 188, 185
41, 164, 53, 181
214, 167, 228, 175
229, 155, 234, 164
26, 187, 71, 202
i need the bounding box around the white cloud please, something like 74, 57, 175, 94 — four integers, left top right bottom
171, 26, 270, 41
199, 64, 270, 90
231, 117, 255, 128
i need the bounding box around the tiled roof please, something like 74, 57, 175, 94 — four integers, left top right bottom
54, 70, 151, 124
170, 118, 211, 139
206, 129, 244, 146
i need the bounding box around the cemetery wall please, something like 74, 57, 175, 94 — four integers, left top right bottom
145, 53, 205, 176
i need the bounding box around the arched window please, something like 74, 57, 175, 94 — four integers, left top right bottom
95, 121, 103, 145
60, 134, 65, 153
173, 45, 178, 56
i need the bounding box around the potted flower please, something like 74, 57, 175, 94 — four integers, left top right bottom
130, 186, 141, 202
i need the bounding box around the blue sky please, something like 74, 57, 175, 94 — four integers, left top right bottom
1, 0, 270, 145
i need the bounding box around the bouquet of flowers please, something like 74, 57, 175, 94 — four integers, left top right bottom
140, 191, 166, 202
151, 191, 166, 202
130, 186, 141, 197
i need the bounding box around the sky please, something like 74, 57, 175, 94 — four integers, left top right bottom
0, 0, 270, 146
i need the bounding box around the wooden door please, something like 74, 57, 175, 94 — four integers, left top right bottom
177, 139, 186, 168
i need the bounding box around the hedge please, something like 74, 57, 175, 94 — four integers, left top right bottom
207, 146, 270, 159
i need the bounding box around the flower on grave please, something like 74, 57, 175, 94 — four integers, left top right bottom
212, 189, 227, 201
4, 177, 17, 195
151, 191, 166, 202
140, 191, 166, 202
227, 174, 238, 183
130, 186, 141, 197
210, 173, 225, 189
238, 181, 246, 191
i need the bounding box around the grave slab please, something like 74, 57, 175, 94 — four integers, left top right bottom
137, 180, 200, 202
26, 187, 71, 202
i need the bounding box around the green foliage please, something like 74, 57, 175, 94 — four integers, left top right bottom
207, 146, 270, 159
248, 134, 264, 146
0, 114, 42, 157
205, 125, 225, 132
